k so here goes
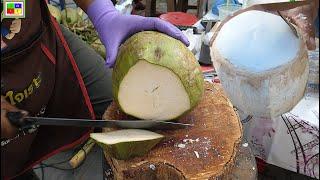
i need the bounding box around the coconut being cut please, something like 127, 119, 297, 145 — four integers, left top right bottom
112, 31, 204, 120
210, 10, 309, 118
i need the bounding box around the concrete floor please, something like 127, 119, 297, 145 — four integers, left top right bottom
34, 145, 104, 180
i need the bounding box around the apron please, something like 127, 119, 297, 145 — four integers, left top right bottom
1, 1, 96, 179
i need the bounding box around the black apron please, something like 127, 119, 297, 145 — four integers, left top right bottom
1, 1, 96, 179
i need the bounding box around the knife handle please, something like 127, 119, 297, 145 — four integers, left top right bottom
6, 112, 36, 130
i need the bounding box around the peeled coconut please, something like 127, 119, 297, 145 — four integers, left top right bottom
61, 8, 80, 26
112, 31, 204, 120
210, 10, 309, 118
47, 4, 61, 23
90, 129, 164, 160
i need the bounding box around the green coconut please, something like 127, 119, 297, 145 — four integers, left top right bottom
112, 31, 204, 121
47, 4, 61, 23
61, 8, 80, 26
90, 129, 164, 160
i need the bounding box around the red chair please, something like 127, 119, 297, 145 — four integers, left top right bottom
159, 12, 198, 27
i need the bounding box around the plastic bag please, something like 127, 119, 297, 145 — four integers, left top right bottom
115, 0, 133, 15
212, 0, 241, 15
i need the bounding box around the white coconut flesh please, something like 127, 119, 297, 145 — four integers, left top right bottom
90, 129, 164, 145
215, 10, 300, 72
118, 60, 190, 120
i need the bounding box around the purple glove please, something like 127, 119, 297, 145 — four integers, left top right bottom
87, 0, 190, 68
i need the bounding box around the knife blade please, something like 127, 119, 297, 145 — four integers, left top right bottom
22, 117, 194, 130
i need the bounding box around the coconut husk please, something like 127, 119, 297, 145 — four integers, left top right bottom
281, 0, 319, 50
102, 82, 243, 179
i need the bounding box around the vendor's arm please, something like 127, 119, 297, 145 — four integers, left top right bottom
73, 0, 189, 68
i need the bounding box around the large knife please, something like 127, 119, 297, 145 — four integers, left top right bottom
7, 114, 193, 130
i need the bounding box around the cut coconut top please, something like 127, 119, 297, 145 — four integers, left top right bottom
90, 129, 164, 145
215, 10, 300, 72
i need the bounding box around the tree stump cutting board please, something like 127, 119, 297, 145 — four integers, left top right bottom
102, 82, 243, 179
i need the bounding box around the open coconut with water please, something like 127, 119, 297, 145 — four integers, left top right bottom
210, 9, 309, 118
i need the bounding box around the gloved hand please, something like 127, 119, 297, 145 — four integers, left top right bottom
87, 0, 190, 68
1, 96, 28, 138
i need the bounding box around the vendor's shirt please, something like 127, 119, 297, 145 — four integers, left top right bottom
1, 0, 42, 53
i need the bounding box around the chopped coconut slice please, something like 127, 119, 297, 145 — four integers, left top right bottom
90, 129, 164, 145
118, 60, 190, 120
91, 129, 164, 160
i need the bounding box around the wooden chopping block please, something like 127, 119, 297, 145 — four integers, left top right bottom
102, 82, 243, 179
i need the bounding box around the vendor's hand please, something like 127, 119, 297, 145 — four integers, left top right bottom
86, 0, 189, 68
282, 0, 319, 50
1, 96, 28, 138
9, 19, 22, 34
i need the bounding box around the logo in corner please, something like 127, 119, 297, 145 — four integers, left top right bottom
3, 0, 25, 19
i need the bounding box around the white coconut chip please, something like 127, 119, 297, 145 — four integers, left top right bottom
90, 129, 163, 145
194, 151, 200, 158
